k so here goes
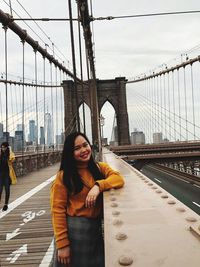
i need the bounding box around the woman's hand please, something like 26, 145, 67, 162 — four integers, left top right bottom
57, 246, 70, 266
85, 184, 100, 208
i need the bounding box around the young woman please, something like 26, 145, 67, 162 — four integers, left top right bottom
51, 132, 124, 267
0, 142, 17, 211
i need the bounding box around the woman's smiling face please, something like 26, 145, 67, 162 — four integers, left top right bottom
73, 135, 92, 163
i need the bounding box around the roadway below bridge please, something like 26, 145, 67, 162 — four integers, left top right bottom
141, 165, 200, 215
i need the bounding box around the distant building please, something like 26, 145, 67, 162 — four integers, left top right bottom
153, 132, 163, 144
17, 124, 23, 131
56, 133, 65, 145
130, 129, 145, 144
29, 120, 36, 143
109, 126, 118, 146
40, 126, 45, 145
45, 113, 53, 146
0, 132, 14, 149
0, 123, 3, 138
14, 130, 24, 151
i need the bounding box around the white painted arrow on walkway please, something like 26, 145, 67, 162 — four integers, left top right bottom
6, 244, 27, 263
6, 228, 21, 241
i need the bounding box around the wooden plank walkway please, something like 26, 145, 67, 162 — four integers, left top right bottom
0, 164, 59, 267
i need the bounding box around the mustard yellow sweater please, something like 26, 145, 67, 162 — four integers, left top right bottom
50, 162, 124, 249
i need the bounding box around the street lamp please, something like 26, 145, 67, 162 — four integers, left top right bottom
100, 114, 105, 139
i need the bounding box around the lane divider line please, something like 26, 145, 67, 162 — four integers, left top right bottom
154, 178, 162, 183
192, 201, 200, 208
39, 238, 54, 267
0, 175, 56, 219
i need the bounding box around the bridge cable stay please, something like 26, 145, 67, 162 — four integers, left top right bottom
129, 88, 200, 143
177, 69, 182, 140
89, 0, 95, 60
4, 0, 73, 70
183, 67, 188, 140
3, 25, 8, 138
172, 71, 176, 140
167, 73, 171, 140
77, 0, 101, 151
21, 39, 25, 172
43, 56, 46, 154
128, 57, 200, 142
0, 9, 82, 83
55, 66, 58, 150
151, 81, 200, 140
77, 4, 86, 134
34, 49, 39, 169
132, 94, 182, 142
59, 70, 65, 141
68, 0, 80, 132
190, 64, 196, 140
0, 10, 68, 155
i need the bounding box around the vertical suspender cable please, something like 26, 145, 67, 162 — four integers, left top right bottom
156, 77, 159, 133
55, 66, 58, 149
167, 73, 171, 140
43, 56, 46, 153
183, 67, 188, 140
190, 64, 196, 140
177, 69, 181, 140
147, 78, 150, 142
21, 40, 25, 172
172, 71, 176, 140
151, 78, 154, 142
77, 6, 86, 133
34, 50, 39, 168
10, 84, 14, 133
163, 74, 167, 139
50, 62, 54, 146
68, 0, 80, 131
9, 0, 13, 17
60, 70, 64, 141
150, 78, 153, 142
159, 75, 162, 137
3, 26, 8, 140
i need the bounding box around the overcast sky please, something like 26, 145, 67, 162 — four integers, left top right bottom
1, 0, 200, 141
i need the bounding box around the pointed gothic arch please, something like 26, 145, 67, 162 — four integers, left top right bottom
62, 77, 130, 145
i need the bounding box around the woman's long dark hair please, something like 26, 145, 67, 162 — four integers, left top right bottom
60, 132, 104, 194
0, 142, 10, 160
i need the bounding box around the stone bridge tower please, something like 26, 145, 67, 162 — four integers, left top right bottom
62, 77, 130, 145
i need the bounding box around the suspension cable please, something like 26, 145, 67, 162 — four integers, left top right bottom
21, 39, 25, 169
43, 56, 46, 152
77, 5, 86, 133
68, 0, 80, 131
183, 67, 188, 140
190, 64, 196, 140
34, 50, 39, 168
3, 25, 8, 139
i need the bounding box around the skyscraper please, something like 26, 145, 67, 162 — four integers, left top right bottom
14, 130, 24, 151
40, 126, 45, 145
131, 129, 145, 144
0, 123, 3, 139
45, 113, 53, 146
153, 132, 163, 144
29, 120, 36, 143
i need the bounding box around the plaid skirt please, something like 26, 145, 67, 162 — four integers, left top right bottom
53, 216, 105, 267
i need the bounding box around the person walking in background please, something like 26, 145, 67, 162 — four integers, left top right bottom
0, 142, 17, 211
51, 132, 124, 267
